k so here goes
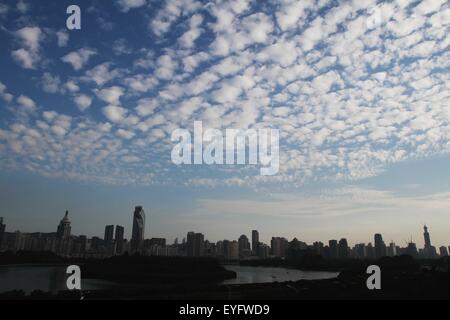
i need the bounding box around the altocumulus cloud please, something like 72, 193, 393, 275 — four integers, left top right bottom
0, 0, 449, 187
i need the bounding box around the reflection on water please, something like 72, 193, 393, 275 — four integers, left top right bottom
0, 265, 339, 294
222, 265, 339, 285
0, 266, 119, 294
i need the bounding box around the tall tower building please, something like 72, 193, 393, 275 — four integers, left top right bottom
104, 225, 114, 243
56, 211, 71, 240
374, 233, 386, 258
115, 225, 124, 255
252, 230, 259, 254
0, 217, 5, 249
423, 225, 432, 249
131, 206, 145, 252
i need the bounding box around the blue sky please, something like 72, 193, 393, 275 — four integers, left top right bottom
0, 0, 449, 247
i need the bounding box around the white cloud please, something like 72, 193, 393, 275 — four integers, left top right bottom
117, 0, 146, 12
178, 14, 203, 48
11, 48, 35, 69
15, 26, 42, 50
0, 82, 13, 103
56, 30, 69, 47
61, 48, 97, 71
102, 105, 128, 123
17, 95, 36, 112
73, 95, 93, 111
116, 128, 135, 139
95, 86, 124, 104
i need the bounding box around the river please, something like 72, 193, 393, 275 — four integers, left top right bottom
0, 265, 339, 294
222, 265, 338, 285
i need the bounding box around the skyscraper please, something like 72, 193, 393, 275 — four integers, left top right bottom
338, 238, 349, 259
131, 206, 145, 252
186, 232, 204, 257
56, 211, 71, 240
374, 233, 386, 258
423, 225, 432, 249
423, 225, 437, 258
238, 234, 251, 258
0, 217, 5, 249
252, 230, 259, 254
104, 225, 114, 243
115, 225, 124, 255
329, 240, 338, 259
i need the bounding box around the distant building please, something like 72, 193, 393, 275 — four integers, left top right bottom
387, 242, 397, 257
228, 240, 239, 260
56, 211, 71, 240
257, 243, 270, 259
374, 234, 387, 258
423, 225, 437, 258
338, 238, 349, 259
238, 234, 251, 258
131, 206, 145, 252
439, 246, 448, 257
0, 217, 5, 249
271, 237, 288, 258
405, 242, 418, 257
186, 232, 204, 257
328, 240, 338, 259
353, 243, 366, 259
252, 230, 259, 255
104, 225, 114, 243
115, 225, 125, 255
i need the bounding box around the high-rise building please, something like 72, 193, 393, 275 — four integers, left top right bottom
104, 225, 114, 243
423, 225, 431, 249
56, 211, 71, 240
131, 206, 145, 252
439, 246, 448, 257
252, 230, 259, 254
115, 225, 125, 255
0, 217, 5, 249
423, 225, 437, 258
271, 237, 288, 257
374, 233, 386, 258
238, 234, 251, 258
338, 238, 349, 259
328, 240, 338, 259
387, 242, 397, 257
186, 232, 204, 257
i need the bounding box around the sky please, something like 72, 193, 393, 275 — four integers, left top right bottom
0, 0, 449, 248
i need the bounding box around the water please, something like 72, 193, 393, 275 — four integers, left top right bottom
222, 265, 339, 285
0, 265, 120, 294
0, 265, 339, 294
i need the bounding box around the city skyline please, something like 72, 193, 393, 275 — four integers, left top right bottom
1, 207, 448, 250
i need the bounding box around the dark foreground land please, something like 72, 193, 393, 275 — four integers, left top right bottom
1, 252, 450, 300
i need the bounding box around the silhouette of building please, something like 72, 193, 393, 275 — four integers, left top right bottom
338, 238, 349, 259
186, 232, 204, 257
131, 206, 145, 252
238, 234, 251, 258
271, 237, 288, 258
0, 217, 5, 249
423, 225, 437, 258
104, 225, 114, 243
439, 246, 448, 257
405, 242, 418, 257
115, 225, 124, 255
252, 230, 259, 255
387, 242, 397, 257
56, 211, 71, 240
374, 233, 386, 258
329, 240, 338, 259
